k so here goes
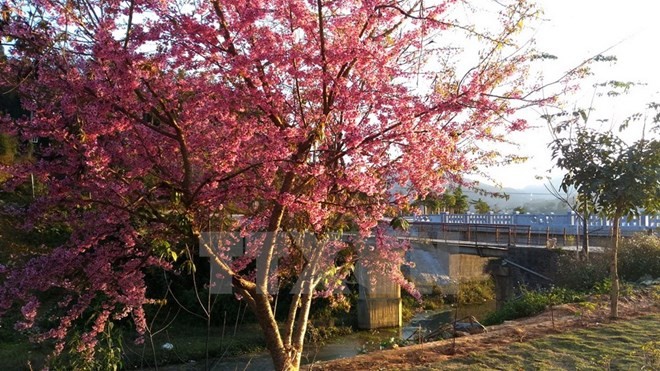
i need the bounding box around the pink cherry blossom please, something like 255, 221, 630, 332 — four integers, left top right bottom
0, 0, 577, 369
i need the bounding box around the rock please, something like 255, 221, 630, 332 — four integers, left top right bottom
454, 317, 487, 334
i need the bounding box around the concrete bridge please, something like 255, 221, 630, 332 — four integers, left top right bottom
404, 221, 578, 308
410, 212, 660, 238
357, 218, 621, 329
204, 213, 654, 330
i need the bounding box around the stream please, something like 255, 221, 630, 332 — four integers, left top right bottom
208, 301, 496, 370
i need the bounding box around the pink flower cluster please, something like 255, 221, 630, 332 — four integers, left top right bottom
0, 0, 568, 363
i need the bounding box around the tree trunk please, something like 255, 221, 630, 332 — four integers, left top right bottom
581, 214, 589, 260
252, 294, 297, 370
253, 236, 324, 370
579, 197, 590, 260
290, 293, 314, 369
610, 213, 621, 319
261, 281, 317, 370
250, 202, 301, 370
206, 240, 299, 371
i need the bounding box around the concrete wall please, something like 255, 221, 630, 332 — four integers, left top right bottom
405, 242, 491, 294
449, 254, 491, 281
506, 247, 562, 285
356, 297, 402, 329
487, 247, 563, 309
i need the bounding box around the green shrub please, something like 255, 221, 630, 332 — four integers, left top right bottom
401, 289, 443, 322
457, 279, 495, 305
482, 287, 584, 326
401, 292, 421, 322
555, 253, 609, 292
47, 323, 124, 371
619, 234, 660, 282
592, 278, 634, 297
305, 324, 352, 344
423, 285, 445, 310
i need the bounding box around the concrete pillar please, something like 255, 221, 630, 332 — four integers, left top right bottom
356, 264, 401, 329
492, 263, 512, 310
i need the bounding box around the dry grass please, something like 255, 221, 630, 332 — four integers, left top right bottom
308, 286, 660, 370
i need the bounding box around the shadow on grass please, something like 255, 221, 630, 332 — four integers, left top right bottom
122, 322, 267, 369
416, 314, 660, 370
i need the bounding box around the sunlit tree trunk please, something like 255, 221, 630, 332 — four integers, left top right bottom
578, 194, 590, 260
581, 210, 589, 260
610, 212, 621, 318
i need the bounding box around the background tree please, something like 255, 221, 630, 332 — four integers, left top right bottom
412, 192, 444, 214
471, 198, 492, 214
540, 174, 596, 258
440, 192, 457, 213
452, 187, 470, 214
542, 74, 646, 260
412, 189, 461, 214
512, 206, 527, 214
0, 0, 573, 369
551, 120, 660, 318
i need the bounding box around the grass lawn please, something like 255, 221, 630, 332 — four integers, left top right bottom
416, 314, 660, 370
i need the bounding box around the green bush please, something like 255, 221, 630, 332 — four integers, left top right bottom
555, 253, 610, 292
47, 323, 124, 371
482, 287, 584, 326
401, 289, 444, 322
401, 292, 421, 322
619, 234, 660, 282
590, 278, 633, 297
457, 279, 495, 305
305, 324, 352, 344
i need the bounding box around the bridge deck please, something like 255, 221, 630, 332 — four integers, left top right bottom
399, 236, 605, 257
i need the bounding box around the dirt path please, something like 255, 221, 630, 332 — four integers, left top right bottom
306, 289, 660, 370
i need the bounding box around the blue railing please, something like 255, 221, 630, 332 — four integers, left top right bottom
409, 212, 659, 236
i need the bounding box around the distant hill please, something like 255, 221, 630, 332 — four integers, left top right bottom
461, 180, 574, 214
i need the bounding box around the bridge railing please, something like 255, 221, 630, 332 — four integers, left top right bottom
410, 212, 660, 237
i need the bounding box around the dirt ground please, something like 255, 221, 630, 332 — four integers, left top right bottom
306, 288, 660, 370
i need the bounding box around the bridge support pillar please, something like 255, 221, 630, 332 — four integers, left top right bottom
492, 263, 513, 310
356, 264, 401, 329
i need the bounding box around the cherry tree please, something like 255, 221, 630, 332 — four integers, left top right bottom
0, 0, 568, 369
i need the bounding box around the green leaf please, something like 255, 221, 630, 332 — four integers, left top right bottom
389, 216, 410, 231
579, 109, 588, 123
